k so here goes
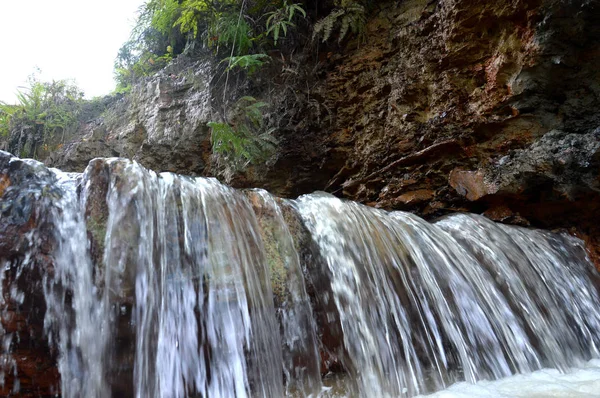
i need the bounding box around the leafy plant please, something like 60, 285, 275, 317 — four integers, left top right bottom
208, 96, 277, 181
113, 0, 188, 90
266, 0, 306, 45
3, 76, 83, 158
113, 0, 317, 91
150, 0, 182, 37
114, 0, 263, 89
0, 103, 17, 138
222, 53, 270, 74
209, 10, 255, 54
17, 80, 82, 132
313, 0, 366, 43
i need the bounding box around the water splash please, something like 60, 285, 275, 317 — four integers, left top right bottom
417, 358, 600, 398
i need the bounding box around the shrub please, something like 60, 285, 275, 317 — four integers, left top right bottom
2, 76, 83, 158
266, 0, 306, 45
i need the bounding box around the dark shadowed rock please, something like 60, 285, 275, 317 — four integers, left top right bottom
485, 129, 600, 200
0, 151, 61, 396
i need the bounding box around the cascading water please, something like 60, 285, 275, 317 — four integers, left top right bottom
247, 190, 322, 396
44, 169, 112, 398
70, 159, 321, 397
1, 154, 600, 397
296, 193, 600, 397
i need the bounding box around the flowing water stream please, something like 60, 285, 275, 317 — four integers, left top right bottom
2, 157, 600, 397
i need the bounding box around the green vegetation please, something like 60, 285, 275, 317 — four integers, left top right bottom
0, 104, 17, 138
113, 0, 373, 87
313, 0, 366, 43
114, 0, 309, 91
0, 76, 83, 158
113, 0, 312, 176
110, 0, 372, 178
221, 53, 271, 74
266, 0, 307, 45
208, 96, 277, 181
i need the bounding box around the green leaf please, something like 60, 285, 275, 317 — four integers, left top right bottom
207, 96, 278, 180
264, 1, 305, 46
313, 1, 365, 43
222, 54, 270, 75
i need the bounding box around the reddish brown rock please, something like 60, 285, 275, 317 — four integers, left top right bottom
307, 0, 600, 241
449, 169, 498, 201
483, 205, 530, 226
395, 189, 435, 205
0, 174, 9, 197
483, 205, 516, 222
583, 233, 600, 273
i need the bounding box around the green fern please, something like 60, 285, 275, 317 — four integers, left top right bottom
313, 0, 366, 43
207, 96, 277, 180
238, 96, 269, 125
2, 77, 83, 157
174, 0, 211, 38
208, 121, 250, 161
150, 0, 182, 35
0, 103, 17, 138
222, 54, 270, 74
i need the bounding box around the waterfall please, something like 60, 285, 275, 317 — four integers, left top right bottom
297, 193, 600, 396
1, 156, 600, 397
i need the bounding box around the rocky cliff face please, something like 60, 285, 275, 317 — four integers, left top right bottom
323, 0, 599, 198
46, 60, 214, 177
19, 0, 600, 262
312, 0, 600, 263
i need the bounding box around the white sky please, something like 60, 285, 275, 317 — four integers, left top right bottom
0, 0, 146, 104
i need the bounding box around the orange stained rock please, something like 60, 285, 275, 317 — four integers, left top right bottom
449, 169, 498, 201
0, 174, 10, 197
396, 189, 435, 205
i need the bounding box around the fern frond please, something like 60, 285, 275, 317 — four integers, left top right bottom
313, 1, 366, 43
339, 15, 351, 42
222, 54, 270, 75
207, 97, 278, 180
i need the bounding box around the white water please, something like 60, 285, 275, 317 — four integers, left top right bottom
95, 160, 292, 397
2, 157, 600, 397
316, 360, 600, 398
296, 193, 600, 397
417, 359, 600, 398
